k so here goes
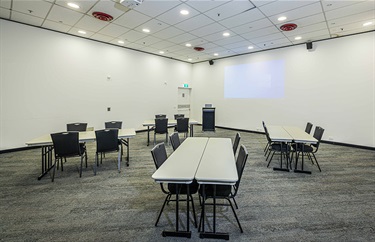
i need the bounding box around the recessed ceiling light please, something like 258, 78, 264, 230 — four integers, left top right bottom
180, 10, 189, 15
214, 53, 218, 56
294, 36, 302, 40
159, 51, 164, 54
78, 30, 86, 34
248, 46, 254, 49
142, 28, 150, 33
67, 2, 80, 9
363, 21, 373, 27
185, 43, 192, 47
278, 16, 287, 21
118, 40, 124, 44
188, 58, 192, 61
223, 32, 230, 37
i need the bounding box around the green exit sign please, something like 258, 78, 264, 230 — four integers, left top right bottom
183, 84, 189, 88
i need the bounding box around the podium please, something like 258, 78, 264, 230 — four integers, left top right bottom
202, 107, 215, 131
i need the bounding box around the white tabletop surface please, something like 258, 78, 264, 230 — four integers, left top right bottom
195, 138, 237, 185
283, 126, 317, 144
152, 137, 209, 184
26, 128, 136, 146
267, 125, 293, 142
142, 119, 199, 126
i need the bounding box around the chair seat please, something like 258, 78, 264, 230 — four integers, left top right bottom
292, 143, 313, 152
270, 143, 289, 152
168, 180, 199, 194
200, 184, 232, 197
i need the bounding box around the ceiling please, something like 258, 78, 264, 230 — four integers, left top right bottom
1, 0, 374, 63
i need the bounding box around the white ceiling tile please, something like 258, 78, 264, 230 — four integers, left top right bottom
269, 2, 323, 24
185, 0, 228, 13
118, 29, 147, 42
214, 35, 246, 47
90, 33, 115, 42
0, 7, 11, 18
135, 18, 170, 34
152, 26, 184, 40
12, 0, 52, 18
0, 0, 11, 9
42, 19, 71, 32
321, 0, 366, 11
189, 22, 226, 37
203, 1, 256, 21
136, 35, 163, 46
327, 10, 375, 27
289, 29, 330, 43
156, 3, 201, 26
282, 22, 328, 37
47, 4, 84, 26
231, 18, 274, 35
113, 10, 151, 29
241, 26, 281, 40
165, 44, 187, 53
55, 0, 98, 14
68, 27, 95, 38
134, 1, 182, 17
285, 13, 326, 28
325, 1, 375, 20
224, 40, 254, 50
11, 11, 44, 26
74, 15, 109, 32
126, 42, 147, 50
250, 32, 287, 45
97, 23, 130, 38
258, 0, 319, 16
202, 31, 236, 42
168, 32, 197, 45
174, 14, 214, 32
329, 20, 375, 36
219, 8, 266, 29
151, 40, 175, 50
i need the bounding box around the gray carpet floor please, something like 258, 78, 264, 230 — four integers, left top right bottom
1, 128, 374, 242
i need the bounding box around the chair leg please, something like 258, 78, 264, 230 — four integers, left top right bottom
232, 196, 239, 209
312, 153, 322, 172
52, 158, 58, 182
227, 198, 243, 233
79, 156, 83, 178
189, 195, 198, 228
85, 150, 88, 168
155, 194, 171, 226
267, 151, 275, 167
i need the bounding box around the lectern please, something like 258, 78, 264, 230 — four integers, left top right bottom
202, 107, 215, 131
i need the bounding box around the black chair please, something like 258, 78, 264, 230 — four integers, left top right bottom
176, 117, 189, 138
233, 132, 241, 155
50, 132, 87, 182
155, 114, 167, 119
198, 145, 249, 233
305, 122, 313, 134
169, 132, 181, 151
292, 126, 325, 172
67, 123, 87, 131
105, 121, 122, 129
174, 114, 184, 119
262, 121, 272, 156
151, 143, 198, 227
95, 129, 121, 174
265, 126, 290, 170
154, 118, 168, 145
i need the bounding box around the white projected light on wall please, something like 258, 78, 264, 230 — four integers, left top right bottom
224, 59, 285, 98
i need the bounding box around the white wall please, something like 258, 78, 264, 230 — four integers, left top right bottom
191, 32, 375, 147
0, 20, 192, 150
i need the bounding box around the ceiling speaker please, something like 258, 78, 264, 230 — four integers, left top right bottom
306, 42, 313, 50
209, 60, 214, 65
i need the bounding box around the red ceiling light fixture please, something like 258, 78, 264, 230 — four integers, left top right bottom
280, 23, 297, 31
92, 12, 113, 22
193, 47, 205, 51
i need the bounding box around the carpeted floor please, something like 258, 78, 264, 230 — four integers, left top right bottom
0, 128, 374, 241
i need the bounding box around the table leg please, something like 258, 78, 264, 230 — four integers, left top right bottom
294, 143, 312, 174
273, 142, 289, 172
38, 145, 54, 180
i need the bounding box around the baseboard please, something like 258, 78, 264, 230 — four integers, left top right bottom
0, 146, 40, 154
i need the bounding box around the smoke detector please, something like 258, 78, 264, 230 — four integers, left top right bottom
92, 12, 113, 21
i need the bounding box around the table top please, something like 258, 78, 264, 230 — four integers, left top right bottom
152, 137, 209, 184
142, 119, 199, 126
26, 128, 136, 147
195, 138, 238, 185
267, 125, 317, 144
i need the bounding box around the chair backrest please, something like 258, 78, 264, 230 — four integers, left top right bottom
67, 123, 87, 132
169, 132, 181, 151
155, 114, 166, 119
95, 129, 119, 153
233, 132, 241, 154
176, 117, 189, 133
174, 114, 184, 119
312, 126, 325, 149
151, 143, 168, 169
305, 122, 313, 134
51, 132, 81, 157
155, 118, 168, 134
234, 145, 249, 193
105, 121, 122, 129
